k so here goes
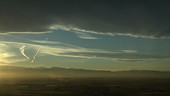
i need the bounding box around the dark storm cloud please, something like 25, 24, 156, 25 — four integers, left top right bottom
0, 0, 170, 38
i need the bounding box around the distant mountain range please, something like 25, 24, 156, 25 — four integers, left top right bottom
0, 66, 170, 79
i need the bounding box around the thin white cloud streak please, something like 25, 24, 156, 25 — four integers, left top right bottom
0, 1, 170, 39
31, 40, 82, 49
31, 37, 48, 63
20, 45, 30, 60
73, 31, 99, 40
122, 50, 137, 53
50, 25, 106, 34
31, 48, 40, 63
51, 25, 170, 39
0, 58, 26, 64
1, 40, 170, 63
32, 40, 57, 44
37, 44, 170, 61
50, 25, 112, 36
5, 31, 52, 34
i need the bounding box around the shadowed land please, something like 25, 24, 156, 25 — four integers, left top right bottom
0, 66, 170, 96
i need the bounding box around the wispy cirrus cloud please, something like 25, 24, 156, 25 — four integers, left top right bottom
73, 31, 99, 40
121, 50, 137, 53
1, 39, 170, 64
20, 45, 30, 60
0, 0, 170, 38
59, 51, 170, 60
0, 43, 26, 64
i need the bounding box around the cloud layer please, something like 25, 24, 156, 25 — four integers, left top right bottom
1, 39, 169, 63
0, 0, 170, 38
0, 43, 26, 64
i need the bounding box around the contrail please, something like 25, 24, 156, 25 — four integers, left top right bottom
20, 45, 30, 60
31, 48, 40, 63
31, 37, 48, 63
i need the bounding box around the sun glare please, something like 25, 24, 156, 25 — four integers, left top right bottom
3, 53, 8, 58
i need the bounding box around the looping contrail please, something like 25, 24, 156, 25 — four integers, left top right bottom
20, 45, 30, 60
19, 37, 48, 63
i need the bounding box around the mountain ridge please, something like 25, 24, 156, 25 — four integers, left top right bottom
1, 65, 169, 72
0, 65, 170, 79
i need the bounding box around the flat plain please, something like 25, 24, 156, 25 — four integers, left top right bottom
0, 77, 170, 96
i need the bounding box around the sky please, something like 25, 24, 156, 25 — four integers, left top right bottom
0, 0, 170, 71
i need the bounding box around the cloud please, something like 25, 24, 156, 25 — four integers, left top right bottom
20, 45, 30, 60
73, 31, 99, 39
59, 51, 170, 61
122, 50, 137, 53
1, 39, 170, 63
31, 37, 48, 63
0, 43, 26, 64
0, 0, 170, 38
112, 58, 144, 62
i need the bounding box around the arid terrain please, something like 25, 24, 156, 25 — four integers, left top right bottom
0, 66, 170, 96
0, 78, 170, 96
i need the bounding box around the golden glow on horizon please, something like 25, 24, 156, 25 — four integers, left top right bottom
3, 53, 8, 58
0, 52, 25, 64
0, 53, 8, 63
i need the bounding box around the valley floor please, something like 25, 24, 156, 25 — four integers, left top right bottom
0, 78, 170, 96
